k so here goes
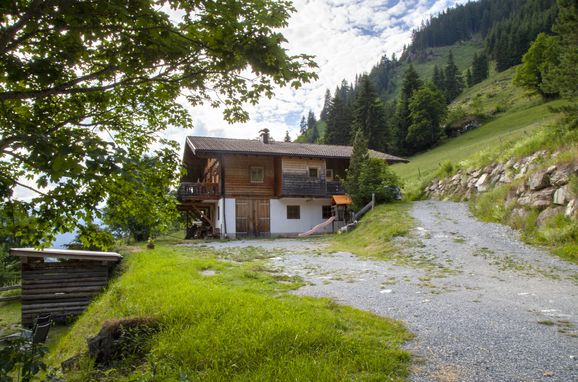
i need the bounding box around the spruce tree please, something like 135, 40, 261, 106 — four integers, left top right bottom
432, 65, 445, 92
394, 65, 422, 155
344, 129, 368, 203
320, 89, 332, 121
444, 50, 464, 102
325, 90, 352, 145
284, 131, 291, 142
352, 75, 389, 152
407, 83, 448, 152
307, 110, 317, 130
466, 68, 473, 87
299, 116, 307, 134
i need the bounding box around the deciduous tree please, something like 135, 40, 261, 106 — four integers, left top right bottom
0, 0, 316, 246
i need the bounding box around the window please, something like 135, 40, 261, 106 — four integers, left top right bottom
308, 167, 319, 178
326, 169, 333, 180
250, 166, 264, 183
322, 205, 332, 219
287, 205, 300, 219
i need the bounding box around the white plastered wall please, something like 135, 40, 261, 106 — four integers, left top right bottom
216, 198, 236, 237
270, 198, 333, 236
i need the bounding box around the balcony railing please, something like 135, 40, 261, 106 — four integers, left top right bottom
327, 181, 345, 195
177, 182, 220, 200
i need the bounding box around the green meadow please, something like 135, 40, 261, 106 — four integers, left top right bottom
48, 244, 412, 381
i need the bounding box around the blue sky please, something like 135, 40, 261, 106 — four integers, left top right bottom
164, 0, 469, 145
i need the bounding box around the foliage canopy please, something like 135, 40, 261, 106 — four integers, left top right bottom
0, 0, 317, 247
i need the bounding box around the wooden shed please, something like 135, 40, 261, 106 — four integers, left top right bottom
10, 248, 122, 327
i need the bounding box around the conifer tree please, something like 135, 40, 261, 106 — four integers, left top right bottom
432, 65, 445, 92
320, 89, 332, 121
299, 116, 307, 134
284, 131, 291, 142
444, 51, 464, 102
344, 129, 368, 203
307, 111, 317, 130
325, 86, 353, 145
407, 83, 447, 152
352, 75, 390, 152
466, 68, 473, 87
394, 65, 422, 155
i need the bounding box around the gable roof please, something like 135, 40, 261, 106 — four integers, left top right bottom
186, 136, 409, 163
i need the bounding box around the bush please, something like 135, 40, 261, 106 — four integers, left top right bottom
353, 158, 401, 209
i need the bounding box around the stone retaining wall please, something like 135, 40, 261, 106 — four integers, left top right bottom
425, 150, 578, 225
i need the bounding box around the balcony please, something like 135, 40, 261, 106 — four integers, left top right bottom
281, 174, 345, 197
327, 181, 345, 195
177, 182, 220, 201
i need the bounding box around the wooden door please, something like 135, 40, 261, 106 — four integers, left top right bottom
235, 200, 250, 237
235, 199, 270, 237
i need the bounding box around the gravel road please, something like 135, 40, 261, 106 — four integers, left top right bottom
200, 201, 578, 382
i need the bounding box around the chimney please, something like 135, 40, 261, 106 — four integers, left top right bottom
259, 128, 270, 144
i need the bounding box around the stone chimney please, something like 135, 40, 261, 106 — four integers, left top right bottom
259, 128, 270, 144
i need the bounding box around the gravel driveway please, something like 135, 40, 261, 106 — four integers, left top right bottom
200, 201, 578, 382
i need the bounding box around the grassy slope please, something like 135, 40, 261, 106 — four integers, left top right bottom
388, 61, 577, 264
390, 65, 565, 192
331, 202, 413, 259
49, 244, 412, 381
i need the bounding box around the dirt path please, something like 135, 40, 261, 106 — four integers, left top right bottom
201, 201, 578, 382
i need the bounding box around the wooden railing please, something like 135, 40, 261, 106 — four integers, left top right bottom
177, 182, 220, 200
327, 181, 345, 195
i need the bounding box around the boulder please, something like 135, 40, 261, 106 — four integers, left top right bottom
536, 206, 564, 226
528, 170, 550, 191
475, 173, 490, 192
499, 172, 513, 184
518, 187, 555, 210
546, 165, 557, 174
553, 185, 575, 205
550, 165, 572, 187
566, 199, 578, 220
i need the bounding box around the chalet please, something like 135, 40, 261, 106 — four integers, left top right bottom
178, 130, 408, 238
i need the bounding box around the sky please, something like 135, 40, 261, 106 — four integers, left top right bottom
164, 0, 469, 145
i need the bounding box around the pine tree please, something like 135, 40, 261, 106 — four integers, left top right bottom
444, 50, 464, 102
325, 89, 353, 145
309, 123, 319, 143
299, 116, 307, 134
351, 75, 390, 152
307, 110, 317, 130
344, 129, 368, 203
544, 0, 578, 99
394, 65, 422, 155
284, 131, 291, 142
432, 64, 445, 92
320, 89, 332, 121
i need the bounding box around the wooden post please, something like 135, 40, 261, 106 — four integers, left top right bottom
371, 193, 375, 210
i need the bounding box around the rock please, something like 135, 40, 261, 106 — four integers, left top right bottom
475, 173, 490, 192
518, 187, 555, 210
546, 165, 557, 174
490, 163, 504, 177
505, 158, 515, 168
566, 199, 578, 220
537, 206, 564, 226
499, 172, 513, 184
553, 185, 575, 205
510, 208, 530, 222
528, 170, 550, 191
550, 166, 571, 186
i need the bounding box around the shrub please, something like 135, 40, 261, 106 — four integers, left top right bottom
353, 158, 401, 209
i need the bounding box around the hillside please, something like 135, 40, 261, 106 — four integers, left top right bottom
390, 66, 558, 187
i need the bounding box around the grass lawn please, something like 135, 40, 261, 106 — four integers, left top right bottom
0, 300, 20, 337
48, 243, 412, 381
391, 99, 565, 188
331, 202, 413, 260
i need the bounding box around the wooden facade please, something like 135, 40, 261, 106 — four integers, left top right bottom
11, 248, 122, 327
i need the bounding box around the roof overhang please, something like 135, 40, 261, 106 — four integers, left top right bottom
10, 248, 123, 262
